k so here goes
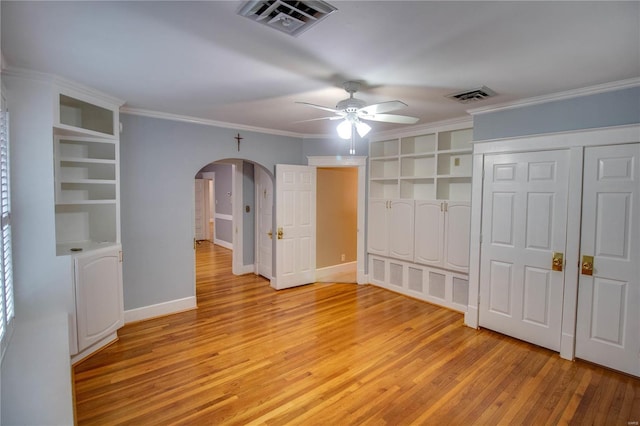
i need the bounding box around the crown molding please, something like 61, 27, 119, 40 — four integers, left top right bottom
1, 66, 125, 106
121, 107, 308, 139
468, 77, 640, 116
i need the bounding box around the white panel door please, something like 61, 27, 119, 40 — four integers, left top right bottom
444, 202, 471, 272
414, 200, 444, 266
194, 179, 207, 241
576, 143, 640, 376
480, 150, 569, 351
256, 167, 273, 280
388, 200, 415, 261
274, 164, 316, 289
367, 199, 389, 256
75, 247, 124, 352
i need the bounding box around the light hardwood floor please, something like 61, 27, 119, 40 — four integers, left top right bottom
74, 242, 640, 425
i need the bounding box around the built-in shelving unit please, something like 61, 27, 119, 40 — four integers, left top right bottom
367, 124, 472, 312
53, 89, 121, 256
369, 127, 472, 202
50, 84, 126, 361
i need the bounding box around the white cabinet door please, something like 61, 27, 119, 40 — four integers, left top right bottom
576, 143, 640, 376
479, 150, 570, 352
367, 200, 413, 260
75, 247, 124, 352
444, 202, 471, 272
388, 200, 414, 261
414, 200, 444, 266
367, 199, 389, 256
273, 164, 316, 290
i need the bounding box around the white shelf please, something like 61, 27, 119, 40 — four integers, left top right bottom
53, 91, 120, 256
369, 126, 472, 202
57, 94, 115, 137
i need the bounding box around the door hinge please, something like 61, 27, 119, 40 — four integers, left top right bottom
119, 251, 123, 263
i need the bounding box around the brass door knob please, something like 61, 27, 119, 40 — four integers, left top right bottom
552, 252, 563, 272
581, 255, 594, 276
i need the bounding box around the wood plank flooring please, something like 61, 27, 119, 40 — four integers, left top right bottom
74, 242, 640, 425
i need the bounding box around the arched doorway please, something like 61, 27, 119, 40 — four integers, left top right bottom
194, 159, 275, 297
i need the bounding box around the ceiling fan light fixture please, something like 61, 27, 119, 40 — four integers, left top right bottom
355, 121, 371, 138
337, 119, 352, 139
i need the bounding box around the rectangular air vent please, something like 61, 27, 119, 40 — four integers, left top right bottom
446, 86, 497, 104
238, 0, 337, 36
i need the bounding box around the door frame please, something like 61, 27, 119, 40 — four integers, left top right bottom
254, 165, 274, 279
307, 156, 367, 284
201, 172, 215, 241
465, 124, 640, 360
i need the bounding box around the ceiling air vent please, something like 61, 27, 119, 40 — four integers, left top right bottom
238, 0, 337, 36
446, 86, 497, 104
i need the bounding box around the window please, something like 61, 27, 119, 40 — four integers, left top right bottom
0, 106, 14, 359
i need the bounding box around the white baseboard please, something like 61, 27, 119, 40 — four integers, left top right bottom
124, 296, 197, 324
316, 261, 357, 282
214, 238, 233, 250
239, 264, 255, 275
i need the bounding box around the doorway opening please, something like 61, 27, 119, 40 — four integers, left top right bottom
316, 166, 358, 283
194, 159, 275, 296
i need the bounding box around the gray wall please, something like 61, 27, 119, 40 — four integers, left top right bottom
243, 162, 255, 265
120, 113, 303, 310
473, 86, 640, 140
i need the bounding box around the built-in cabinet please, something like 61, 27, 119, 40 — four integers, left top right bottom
367, 199, 414, 261
73, 246, 124, 354
52, 84, 125, 360
368, 124, 472, 312
414, 200, 470, 273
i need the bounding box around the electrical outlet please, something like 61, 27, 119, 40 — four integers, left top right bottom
454, 157, 460, 166
341, 254, 346, 262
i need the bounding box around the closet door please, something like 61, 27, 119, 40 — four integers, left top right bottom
479, 150, 569, 351
576, 143, 640, 376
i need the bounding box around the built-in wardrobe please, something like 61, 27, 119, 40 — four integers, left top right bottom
465, 124, 639, 377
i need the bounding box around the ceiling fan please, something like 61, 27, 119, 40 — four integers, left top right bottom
296, 81, 419, 151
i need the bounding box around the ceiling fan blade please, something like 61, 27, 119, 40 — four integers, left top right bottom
360, 113, 419, 124
294, 116, 344, 123
295, 101, 340, 114
359, 100, 408, 115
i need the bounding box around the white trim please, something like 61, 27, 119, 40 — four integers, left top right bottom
215, 213, 233, 221
214, 238, 233, 250
121, 107, 306, 138
468, 77, 640, 116
71, 331, 119, 365
231, 160, 243, 276
239, 264, 256, 275
315, 261, 357, 282
472, 124, 640, 154
2, 66, 125, 106
121, 107, 474, 141
124, 296, 197, 324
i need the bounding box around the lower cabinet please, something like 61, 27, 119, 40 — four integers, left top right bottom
369, 255, 469, 312
414, 200, 470, 272
70, 245, 124, 358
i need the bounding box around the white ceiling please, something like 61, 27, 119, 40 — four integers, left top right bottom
2, 1, 639, 137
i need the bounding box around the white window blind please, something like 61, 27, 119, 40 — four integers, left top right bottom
0, 109, 14, 359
